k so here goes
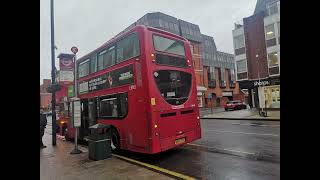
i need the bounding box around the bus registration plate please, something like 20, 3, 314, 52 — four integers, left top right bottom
175, 138, 186, 145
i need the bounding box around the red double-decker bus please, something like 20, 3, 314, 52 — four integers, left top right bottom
71, 25, 201, 154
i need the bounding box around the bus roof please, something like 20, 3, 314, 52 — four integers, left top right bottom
76, 25, 189, 64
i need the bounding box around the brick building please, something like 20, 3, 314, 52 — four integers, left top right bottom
40, 79, 52, 109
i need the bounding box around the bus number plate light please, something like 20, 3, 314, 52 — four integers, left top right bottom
175, 138, 186, 145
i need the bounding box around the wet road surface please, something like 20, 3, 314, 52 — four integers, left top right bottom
45, 115, 280, 180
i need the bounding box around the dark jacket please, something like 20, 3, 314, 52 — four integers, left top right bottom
40, 113, 47, 128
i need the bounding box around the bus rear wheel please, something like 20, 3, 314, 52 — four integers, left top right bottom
110, 128, 120, 152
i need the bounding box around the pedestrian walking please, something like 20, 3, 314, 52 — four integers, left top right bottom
40, 109, 47, 148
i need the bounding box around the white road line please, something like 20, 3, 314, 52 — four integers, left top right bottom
204, 130, 279, 137
222, 148, 255, 155
188, 143, 255, 155
231, 123, 280, 127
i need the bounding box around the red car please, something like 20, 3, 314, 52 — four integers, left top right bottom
224, 100, 247, 111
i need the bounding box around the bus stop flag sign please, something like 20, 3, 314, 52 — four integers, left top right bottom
73, 101, 81, 127
71, 46, 78, 54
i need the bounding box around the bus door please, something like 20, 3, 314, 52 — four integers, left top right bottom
79, 99, 89, 139
88, 98, 97, 128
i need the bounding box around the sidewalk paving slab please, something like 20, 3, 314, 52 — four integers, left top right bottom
40, 133, 173, 180
200, 108, 280, 121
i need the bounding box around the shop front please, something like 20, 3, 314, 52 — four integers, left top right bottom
239, 77, 280, 110
197, 86, 207, 108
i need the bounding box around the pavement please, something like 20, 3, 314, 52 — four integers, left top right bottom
42, 115, 280, 180
200, 107, 280, 120
40, 132, 174, 180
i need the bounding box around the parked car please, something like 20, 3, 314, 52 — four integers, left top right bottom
224, 100, 247, 111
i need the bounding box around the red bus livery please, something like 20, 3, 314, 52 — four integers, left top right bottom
74, 25, 201, 154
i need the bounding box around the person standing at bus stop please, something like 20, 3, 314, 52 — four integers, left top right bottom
40, 109, 47, 148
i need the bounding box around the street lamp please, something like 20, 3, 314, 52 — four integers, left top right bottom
50, 0, 57, 146
256, 54, 267, 117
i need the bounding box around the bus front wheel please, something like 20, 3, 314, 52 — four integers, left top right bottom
110, 128, 120, 151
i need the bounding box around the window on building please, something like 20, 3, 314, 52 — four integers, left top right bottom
265, 24, 275, 40
174, 24, 179, 31
268, 52, 279, 67
190, 44, 194, 55
164, 21, 169, 29
78, 59, 90, 78
159, 19, 163, 27
234, 35, 245, 49
208, 66, 215, 81
268, 3, 278, 15
169, 22, 174, 30
230, 69, 236, 81
236, 59, 247, 73
117, 33, 140, 63
99, 93, 128, 119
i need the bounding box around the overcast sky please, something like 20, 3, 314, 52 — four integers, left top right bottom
40, 0, 256, 83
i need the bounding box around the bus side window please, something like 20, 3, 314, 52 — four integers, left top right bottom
118, 93, 128, 117
98, 93, 128, 119
116, 33, 140, 63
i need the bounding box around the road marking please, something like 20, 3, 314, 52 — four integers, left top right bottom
204, 130, 279, 137
231, 123, 280, 127
187, 143, 255, 155
222, 148, 255, 155
112, 154, 196, 180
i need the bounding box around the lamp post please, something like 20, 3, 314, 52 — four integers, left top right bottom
256, 54, 267, 117
50, 0, 57, 146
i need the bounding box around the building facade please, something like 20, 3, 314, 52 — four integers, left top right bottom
40, 79, 52, 109
232, 0, 280, 110
128, 12, 244, 108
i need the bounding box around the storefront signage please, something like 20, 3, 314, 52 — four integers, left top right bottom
240, 78, 276, 89
78, 64, 134, 94
254, 80, 270, 87
59, 70, 74, 82
58, 54, 74, 71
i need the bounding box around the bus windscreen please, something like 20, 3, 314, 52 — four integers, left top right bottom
153, 35, 185, 56
153, 70, 191, 105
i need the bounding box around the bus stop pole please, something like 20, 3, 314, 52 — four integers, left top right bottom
71, 52, 82, 154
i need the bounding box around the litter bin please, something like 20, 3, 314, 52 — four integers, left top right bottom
87, 123, 111, 161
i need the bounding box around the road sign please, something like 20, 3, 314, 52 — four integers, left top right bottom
68, 85, 74, 97
71, 46, 78, 54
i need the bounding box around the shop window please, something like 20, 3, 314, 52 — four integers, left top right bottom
264, 86, 280, 108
